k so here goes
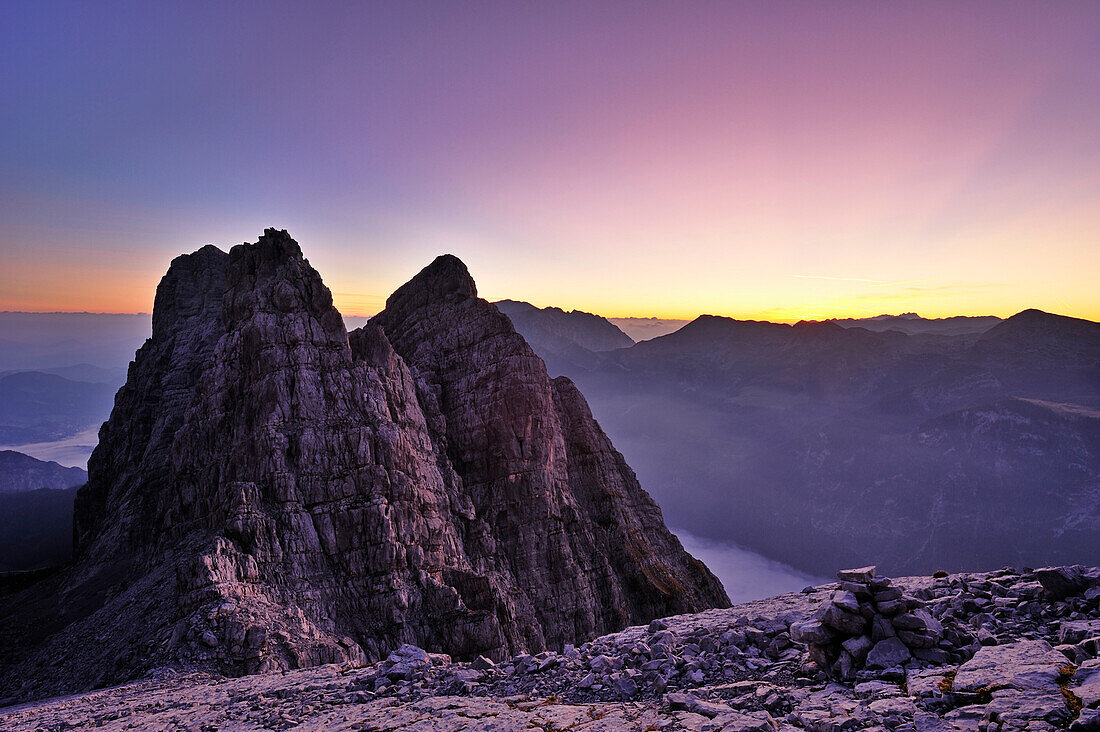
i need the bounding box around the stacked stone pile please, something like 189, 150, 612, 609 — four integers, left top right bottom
5, 565, 1100, 731
792, 566, 949, 678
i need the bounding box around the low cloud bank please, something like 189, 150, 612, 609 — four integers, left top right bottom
674, 529, 827, 604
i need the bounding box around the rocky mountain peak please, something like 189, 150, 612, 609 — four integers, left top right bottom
150, 243, 228, 338
1, 231, 727, 704
223, 228, 345, 336
381, 254, 478, 321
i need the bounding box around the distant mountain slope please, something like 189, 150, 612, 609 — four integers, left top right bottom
759, 397, 1100, 573
28, 364, 127, 386
496, 300, 633, 351
0, 372, 116, 443
495, 300, 634, 373
608, 317, 690, 341
829, 313, 1002, 336
524, 308, 1100, 575
0, 451, 86, 494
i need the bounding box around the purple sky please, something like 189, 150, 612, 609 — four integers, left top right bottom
2, 1, 1098, 320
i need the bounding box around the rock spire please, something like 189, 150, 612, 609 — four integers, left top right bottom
0, 230, 727, 702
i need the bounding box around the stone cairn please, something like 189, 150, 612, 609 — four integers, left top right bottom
791, 565, 944, 679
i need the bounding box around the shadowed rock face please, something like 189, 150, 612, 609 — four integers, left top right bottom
0, 230, 727, 703
372, 255, 726, 655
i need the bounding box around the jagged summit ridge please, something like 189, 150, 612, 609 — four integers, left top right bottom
0, 230, 727, 703
383, 253, 478, 316
370, 248, 727, 656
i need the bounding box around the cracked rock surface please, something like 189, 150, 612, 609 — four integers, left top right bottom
3, 565, 1099, 730
0, 230, 727, 704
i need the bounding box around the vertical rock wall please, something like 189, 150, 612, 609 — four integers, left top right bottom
0, 230, 727, 702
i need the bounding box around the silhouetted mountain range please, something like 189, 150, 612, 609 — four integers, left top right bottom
828, 313, 1002, 336
0, 451, 85, 573
495, 300, 634, 351
0, 451, 86, 494
607, 317, 691, 342
495, 300, 634, 372
515, 308, 1100, 576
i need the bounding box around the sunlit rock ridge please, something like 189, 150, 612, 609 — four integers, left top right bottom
0, 229, 727, 703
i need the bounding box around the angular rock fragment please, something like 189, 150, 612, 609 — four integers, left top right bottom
837, 566, 878, 583
1075, 660, 1100, 709
953, 640, 1068, 694
867, 637, 912, 668
1035, 566, 1100, 600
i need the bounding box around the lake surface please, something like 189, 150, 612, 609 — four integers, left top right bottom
674, 529, 827, 603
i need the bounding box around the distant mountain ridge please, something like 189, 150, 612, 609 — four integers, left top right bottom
828, 313, 1002, 336
496, 308, 1007, 353
496, 300, 634, 350
607, 317, 691, 342
495, 300, 634, 374
0, 451, 85, 573
505, 306, 1100, 575
0, 364, 129, 386
0, 451, 87, 494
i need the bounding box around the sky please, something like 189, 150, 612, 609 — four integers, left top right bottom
1, 1, 1098, 322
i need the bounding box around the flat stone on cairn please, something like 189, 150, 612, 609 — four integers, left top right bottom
837, 566, 878, 584
791, 565, 945, 680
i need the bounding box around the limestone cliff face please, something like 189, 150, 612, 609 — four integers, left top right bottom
372, 255, 726, 654
0, 230, 727, 702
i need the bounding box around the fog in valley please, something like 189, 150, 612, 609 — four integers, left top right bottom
674, 530, 825, 603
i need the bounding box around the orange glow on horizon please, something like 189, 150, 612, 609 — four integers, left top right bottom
3, 269, 1097, 327
2, 5, 1098, 329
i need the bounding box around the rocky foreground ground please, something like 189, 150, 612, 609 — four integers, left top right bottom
3, 565, 1099, 731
